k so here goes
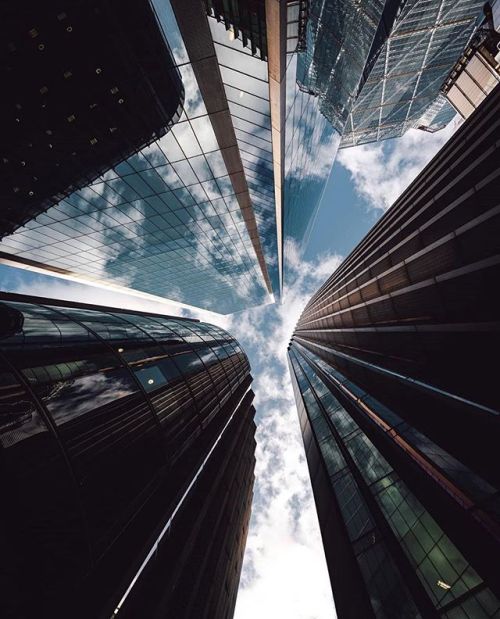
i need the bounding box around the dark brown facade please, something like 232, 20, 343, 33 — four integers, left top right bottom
0, 292, 255, 619
0, 0, 184, 238
289, 86, 500, 618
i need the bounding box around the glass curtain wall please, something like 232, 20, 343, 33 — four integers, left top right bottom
283, 2, 341, 283
341, 0, 484, 147
206, 12, 280, 296
0, 0, 274, 314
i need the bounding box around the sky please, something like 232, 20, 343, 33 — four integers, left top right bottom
0, 119, 460, 619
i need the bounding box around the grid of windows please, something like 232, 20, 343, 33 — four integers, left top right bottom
297, 0, 387, 135
283, 21, 341, 276
289, 348, 422, 618
341, 0, 483, 146
295, 0, 482, 149
0, 0, 275, 314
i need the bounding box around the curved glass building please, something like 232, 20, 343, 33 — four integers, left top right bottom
0, 292, 256, 619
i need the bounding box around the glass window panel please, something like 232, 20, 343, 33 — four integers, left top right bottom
173, 352, 204, 376
172, 187, 195, 208
128, 153, 151, 172
189, 116, 219, 152
171, 160, 198, 186
235, 127, 272, 151
233, 116, 272, 142
172, 122, 203, 158
215, 42, 268, 82
226, 84, 270, 114
134, 358, 181, 392
201, 179, 222, 200
140, 142, 169, 167
157, 132, 185, 163
155, 165, 183, 189
204, 151, 227, 177
122, 173, 154, 199
229, 101, 271, 129
189, 155, 213, 182
220, 65, 269, 99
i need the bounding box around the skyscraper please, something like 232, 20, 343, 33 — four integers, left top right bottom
298, 0, 484, 147
0, 292, 256, 618
288, 86, 500, 617
284, 0, 486, 278
0, 0, 184, 238
0, 0, 278, 313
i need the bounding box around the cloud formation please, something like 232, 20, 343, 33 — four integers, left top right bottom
337, 118, 462, 211
182, 242, 342, 619
1, 242, 341, 619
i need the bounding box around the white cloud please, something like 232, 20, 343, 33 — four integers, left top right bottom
337, 117, 463, 211
180, 241, 341, 619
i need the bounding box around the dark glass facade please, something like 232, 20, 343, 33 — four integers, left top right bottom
0, 292, 255, 618
288, 88, 500, 618
0, 0, 184, 239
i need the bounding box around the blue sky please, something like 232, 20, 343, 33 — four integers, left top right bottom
0, 119, 460, 619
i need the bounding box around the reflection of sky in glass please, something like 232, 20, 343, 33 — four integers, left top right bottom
296, 0, 481, 148
290, 342, 500, 616
208, 17, 279, 297
341, 0, 482, 146
281, 0, 482, 286
0, 0, 276, 315
43, 371, 137, 423
283, 51, 340, 286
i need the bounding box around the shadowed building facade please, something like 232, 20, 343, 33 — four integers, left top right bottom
288, 87, 500, 617
0, 0, 184, 239
0, 292, 255, 619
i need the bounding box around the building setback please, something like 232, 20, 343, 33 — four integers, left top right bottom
288, 86, 500, 617
0, 292, 256, 619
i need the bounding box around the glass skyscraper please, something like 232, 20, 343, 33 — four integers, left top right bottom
288, 87, 500, 617
298, 0, 484, 146
284, 0, 485, 279
0, 292, 256, 618
0, 0, 279, 314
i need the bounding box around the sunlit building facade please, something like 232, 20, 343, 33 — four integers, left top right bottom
288, 88, 500, 617
441, 2, 500, 118
298, 0, 484, 148
0, 292, 256, 618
